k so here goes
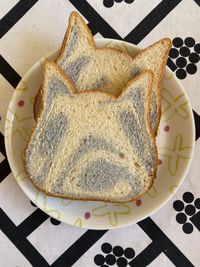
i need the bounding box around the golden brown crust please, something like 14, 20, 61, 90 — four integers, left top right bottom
28, 180, 149, 203
121, 70, 158, 199
25, 64, 157, 203
56, 11, 95, 64
33, 88, 42, 120
132, 38, 172, 135
56, 12, 133, 64
155, 39, 172, 135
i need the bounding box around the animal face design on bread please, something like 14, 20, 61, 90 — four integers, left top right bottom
55, 12, 171, 134
25, 61, 157, 202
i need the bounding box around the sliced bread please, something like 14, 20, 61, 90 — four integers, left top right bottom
25, 61, 157, 202
34, 12, 171, 135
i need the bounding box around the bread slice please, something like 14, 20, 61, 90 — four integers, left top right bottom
25, 61, 157, 203
34, 12, 171, 135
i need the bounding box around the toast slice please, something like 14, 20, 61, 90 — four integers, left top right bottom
25, 61, 157, 202
34, 12, 171, 135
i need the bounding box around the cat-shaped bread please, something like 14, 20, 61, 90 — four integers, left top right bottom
34, 12, 171, 135
25, 61, 157, 202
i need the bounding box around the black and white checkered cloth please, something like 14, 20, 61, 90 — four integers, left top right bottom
0, 1, 200, 266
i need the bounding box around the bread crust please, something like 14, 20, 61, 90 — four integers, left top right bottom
132, 38, 172, 135
57, 11, 133, 64
24, 62, 157, 203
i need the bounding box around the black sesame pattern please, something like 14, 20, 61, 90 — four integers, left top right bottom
168, 37, 200, 79
103, 0, 134, 8
173, 192, 200, 234
94, 242, 135, 266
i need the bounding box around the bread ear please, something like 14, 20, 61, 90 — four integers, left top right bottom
130, 39, 171, 134
57, 12, 94, 65
130, 38, 171, 78
41, 61, 75, 110
118, 71, 153, 120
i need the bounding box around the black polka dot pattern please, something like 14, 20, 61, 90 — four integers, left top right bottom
194, 198, 200, 209
194, 43, 200, 53
94, 254, 105, 265
183, 223, 193, 234
180, 47, 190, 57
113, 246, 124, 257
176, 69, 187, 79
117, 257, 127, 267
103, 0, 134, 8
173, 192, 200, 234
185, 205, 196, 216
176, 57, 187, 68
173, 200, 184, 211
30, 200, 37, 207
50, 217, 61, 226
183, 192, 194, 203
186, 63, 197, 74
169, 48, 179, 58
102, 243, 112, 254
176, 213, 187, 224
168, 37, 200, 79
173, 37, 183, 48
105, 254, 116, 265
189, 53, 200, 63
124, 248, 135, 259
184, 37, 195, 47
94, 242, 135, 266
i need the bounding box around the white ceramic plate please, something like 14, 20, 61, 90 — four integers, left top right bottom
5, 39, 195, 229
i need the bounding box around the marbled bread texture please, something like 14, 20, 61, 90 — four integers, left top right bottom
34, 12, 171, 135
25, 62, 156, 202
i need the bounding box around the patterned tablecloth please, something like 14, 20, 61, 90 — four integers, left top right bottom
0, 1, 200, 266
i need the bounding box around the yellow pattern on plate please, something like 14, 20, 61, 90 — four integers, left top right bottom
161, 88, 189, 121
169, 184, 179, 194
159, 134, 192, 176
16, 169, 27, 182
35, 191, 61, 220
92, 203, 131, 227
16, 81, 28, 92
5, 109, 32, 141
74, 218, 83, 228
61, 199, 73, 207
147, 185, 157, 198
